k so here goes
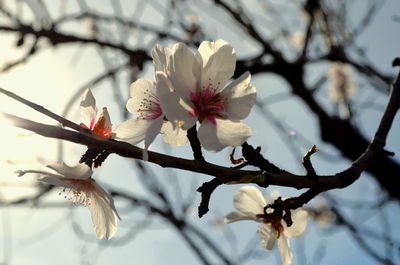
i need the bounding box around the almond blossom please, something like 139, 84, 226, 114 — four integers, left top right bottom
224, 186, 308, 265
154, 39, 256, 152
114, 78, 187, 159
17, 163, 120, 240
80, 88, 113, 138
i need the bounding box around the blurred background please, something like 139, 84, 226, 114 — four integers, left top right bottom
0, 0, 399, 264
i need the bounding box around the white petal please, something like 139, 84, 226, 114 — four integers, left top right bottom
114, 118, 152, 144
283, 209, 308, 238
233, 185, 267, 218
46, 163, 92, 180
144, 115, 164, 149
278, 235, 293, 265
215, 119, 252, 147
258, 224, 277, 250
88, 182, 120, 240
197, 39, 236, 91
197, 120, 226, 152
169, 42, 198, 94
127, 79, 157, 114
160, 121, 188, 146
80, 88, 97, 128
152, 44, 171, 72
222, 71, 256, 120
39, 175, 74, 188
156, 72, 197, 129
224, 211, 255, 224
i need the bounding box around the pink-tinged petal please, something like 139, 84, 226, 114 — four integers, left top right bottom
278, 235, 293, 265
160, 121, 188, 146
214, 119, 252, 147
156, 72, 197, 130
92, 107, 113, 138
224, 211, 255, 224
283, 209, 308, 238
114, 118, 153, 145
152, 44, 171, 73
88, 182, 120, 240
46, 163, 92, 180
259, 224, 277, 250
127, 79, 157, 115
144, 115, 164, 150
197, 39, 236, 92
233, 185, 267, 218
80, 88, 98, 129
222, 71, 256, 120
197, 120, 225, 152
169, 42, 198, 94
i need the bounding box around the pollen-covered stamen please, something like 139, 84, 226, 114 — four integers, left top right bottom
137, 88, 163, 120
58, 179, 96, 206
189, 84, 226, 123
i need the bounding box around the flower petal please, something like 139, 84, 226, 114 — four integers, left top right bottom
39, 174, 74, 188
114, 118, 152, 144
224, 211, 255, 224
80, 88, 97, 128
169, 42, 198, 94
88, 182, 120, 239
215, 119, 252, 147
46, 163, 92, 180
197, 39, 236, 91
278, 235, 293, 265
127, 79, 157, 115
160, 121, 188, 146
144, 115, 164, 150
222, 71, 256, 120
258, 224, 277, 250
197, 120, 226, 152
152, 44, 171, 73
283, 209, 308, 238
156, 72, 197, 130
233, 185, 267, 218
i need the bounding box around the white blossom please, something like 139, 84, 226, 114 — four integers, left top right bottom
19, 163, 120, 240
80, 88, 113, 138
224, 186, 308, 265
154, 39, 256, 152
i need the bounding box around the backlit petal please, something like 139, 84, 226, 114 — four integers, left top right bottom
152, 44, 171, 73
144, 115, 164, 150
88, 182, 120, 240
259, 224, 277, 250
222, 71, 256, 120
46, 163, 92, 180
283, 209, 308, 238
114, 118, 153, 145
278, 235, 293, 265
224, 211, 255, 224
233, 186, 267, 218
197, 39, 236, 91
215, 119, 252, 147
197, 120, 225, 152
160, 121, 188, 146
80, 88, 97, 128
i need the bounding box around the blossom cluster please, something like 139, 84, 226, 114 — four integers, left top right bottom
18, 39, 307, 265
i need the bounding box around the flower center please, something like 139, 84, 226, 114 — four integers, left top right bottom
59, 179, 95, 206
189, 85, 226, 124
137, 89, 163, 120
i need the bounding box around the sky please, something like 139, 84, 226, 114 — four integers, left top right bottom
0, 0, 399, 265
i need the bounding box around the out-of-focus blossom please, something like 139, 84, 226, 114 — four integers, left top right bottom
328, 62, 357, 104
224, 186, 308, 265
